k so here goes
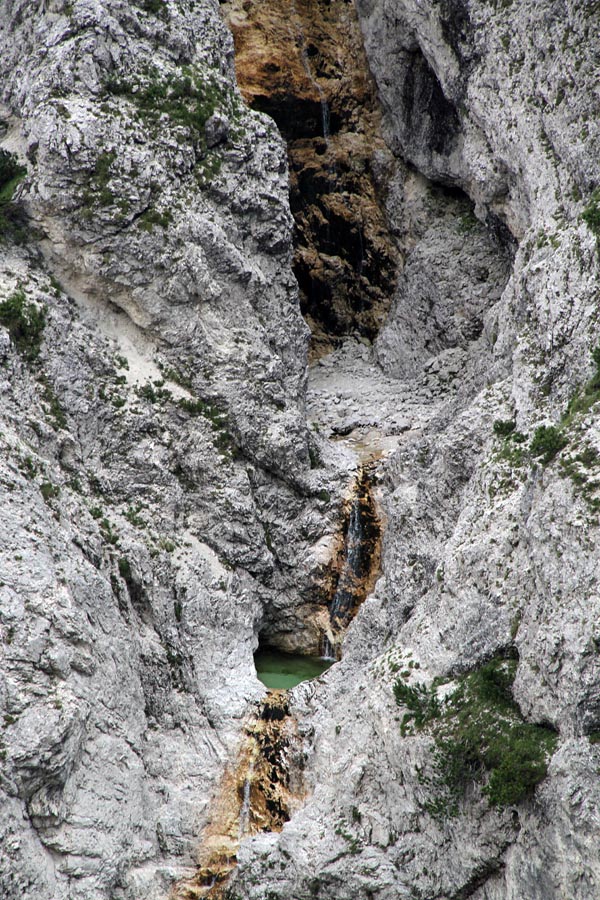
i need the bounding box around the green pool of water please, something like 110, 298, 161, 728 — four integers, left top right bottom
254, 648, 334, 690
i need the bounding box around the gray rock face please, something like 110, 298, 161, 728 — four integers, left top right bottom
2, 1, 600, 899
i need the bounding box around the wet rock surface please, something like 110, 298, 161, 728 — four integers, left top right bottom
223, 0, 399, 347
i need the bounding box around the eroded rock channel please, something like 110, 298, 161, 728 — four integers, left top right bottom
171, 3, 396, 893
175, 465, 382, 897
170, 0, 397, 882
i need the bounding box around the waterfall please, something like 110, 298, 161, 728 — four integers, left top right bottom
330, 494, 365, 624
320, 633, 335, 661
321, 468, 381, 659
238, 754, 256, 841
289, 0, 331, 142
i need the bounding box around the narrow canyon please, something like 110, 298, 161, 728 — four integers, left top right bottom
0, 1, 599, 900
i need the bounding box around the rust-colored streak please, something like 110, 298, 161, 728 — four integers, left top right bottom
172, 693, 301, 900
322, 464, 382, 657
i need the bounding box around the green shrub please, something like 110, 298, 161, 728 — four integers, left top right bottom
81, 151, 117, 210
178, 396, 226, 425
530, 425, 567, 464
0, 149, 26, 197
309, 445, 322, 469
395, 656, 557, 815
40, 482, 60, 503
137, 207, 173, 232
177, 395, 239, 460
39, 375, 67, 430
493, 419, 516, 437
393, 680, 440, 735
582, 190, 600, 246
562, 345, 600, 429
137, 0, 166, 14
118, 556, 132, 580
0, 288, 45, 361
0, 151, 28, 242
485, 724, 556, 806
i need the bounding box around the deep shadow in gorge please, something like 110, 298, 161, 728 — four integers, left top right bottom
223, 0, 399, 350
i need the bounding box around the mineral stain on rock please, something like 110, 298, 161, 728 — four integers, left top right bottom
175, 463, 381, 895
322, 464, 381, 657
222, 0, 399, 350
173, 693, 301, 899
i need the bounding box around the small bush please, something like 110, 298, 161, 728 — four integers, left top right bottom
493, 419, 516, 437
118, 556, 132, 580
40, 482, 60, 503
485, 724, 556, 806
530, 425, 567, 464
0, 150, 27, 242
0, 288, 45, 361
39, 376, 67, 430
137, 207, 173, 232
81, 151, 117, 210
309, 445, 323, 469
0, 149, 26, 197
395, 656, 557, 815
582, 190, 600, 246
133, 0, 168, 17
393, 680, 440, 735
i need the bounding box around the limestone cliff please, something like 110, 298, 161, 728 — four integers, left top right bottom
1, 1, 600, 899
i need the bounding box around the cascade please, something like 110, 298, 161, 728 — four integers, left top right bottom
173, 3, 387, 897
288, 0, 335, 248
322, 465, 381, 659
290, 0, 331, 141
175, 464, 381, 895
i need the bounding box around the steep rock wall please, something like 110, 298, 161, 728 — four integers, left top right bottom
0, 2, 350, 899
2, 1, 600, 899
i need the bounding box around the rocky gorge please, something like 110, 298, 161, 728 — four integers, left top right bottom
1, 1, 600, 899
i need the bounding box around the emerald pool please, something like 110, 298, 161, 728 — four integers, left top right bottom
254, 648, 334, 690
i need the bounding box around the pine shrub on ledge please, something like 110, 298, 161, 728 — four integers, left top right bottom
394, 656, 558, 816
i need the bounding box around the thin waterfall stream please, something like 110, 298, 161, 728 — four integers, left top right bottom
322, 465, 382, 659
288, 0, 336, 250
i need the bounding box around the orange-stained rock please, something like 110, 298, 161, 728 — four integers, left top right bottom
223, 0, 399, 349
172, 692, 303, 899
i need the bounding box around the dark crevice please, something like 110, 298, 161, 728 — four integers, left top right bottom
225, 0, 399, 347
400, 47, 461, 160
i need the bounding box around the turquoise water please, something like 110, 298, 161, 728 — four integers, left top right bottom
254, 648, 334, 690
